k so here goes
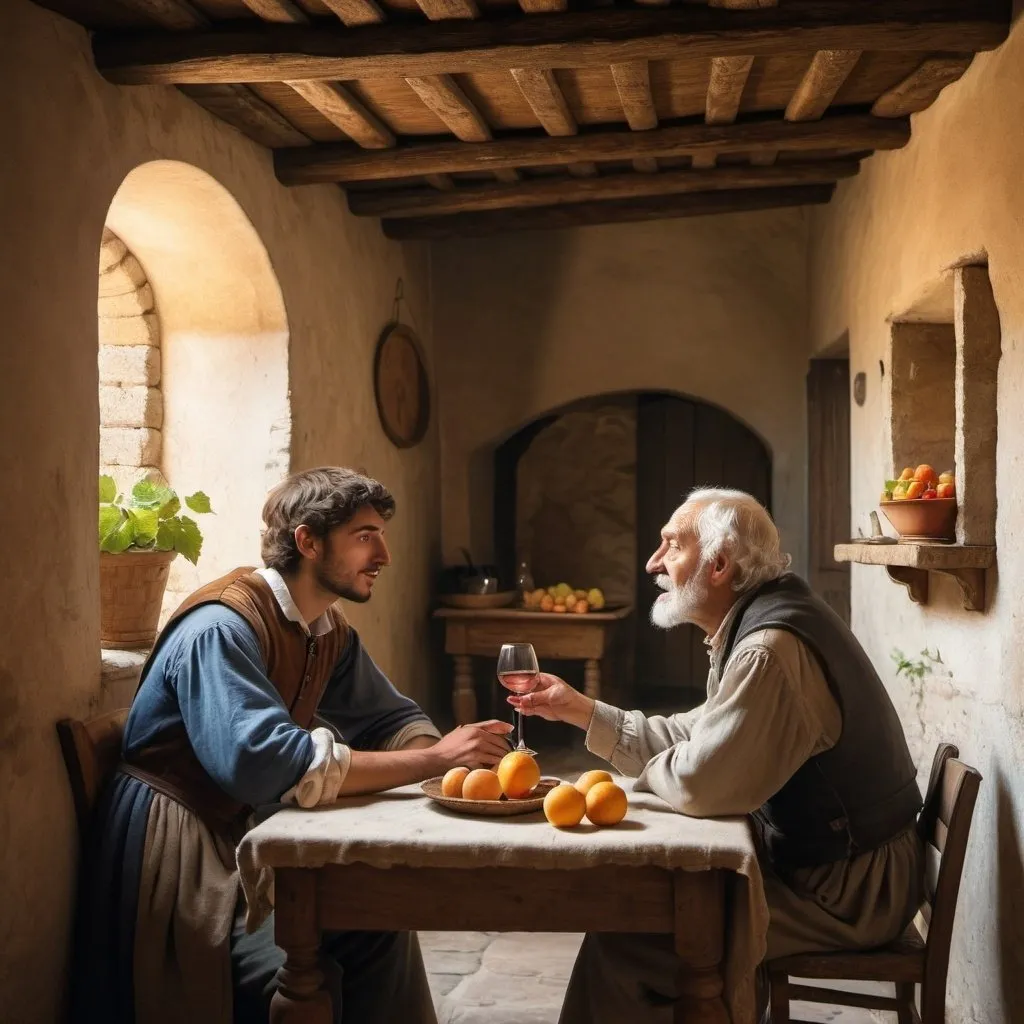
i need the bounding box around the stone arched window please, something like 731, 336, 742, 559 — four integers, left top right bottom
98, 228, 164, 491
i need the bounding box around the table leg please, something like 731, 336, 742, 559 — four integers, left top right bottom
584, 659, 601, 702
453, 654, 477, 725
672, 870, 730, 1024
270, 869, 332, 1024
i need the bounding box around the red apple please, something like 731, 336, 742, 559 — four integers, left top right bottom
936, 482, 956, 499
922, 489, 938, 500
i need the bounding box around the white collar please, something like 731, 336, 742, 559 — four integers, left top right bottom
255, 566, 335, 637
705, 597, 744, 657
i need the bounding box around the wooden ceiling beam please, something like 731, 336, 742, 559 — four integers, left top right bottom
285, 79, 394, 146
349, 159, 859, 217
510, 68, 597, 176
705, 55, 755, 125
319, 0, 384, 24
240, 0, 309, 23
381, 183, 836, 239
414, 0, 480, 20
871, 55, 974, 117
275, 113, 909, 184
94, 1, 1011, 84
786, 49, 862, 121
609, 61, 659, 173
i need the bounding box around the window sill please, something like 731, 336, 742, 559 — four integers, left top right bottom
833, 542, 995, 612
100, 647, 150, 690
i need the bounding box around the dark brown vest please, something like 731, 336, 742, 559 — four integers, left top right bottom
721, 573, 921, 871
122, 568, 348, 836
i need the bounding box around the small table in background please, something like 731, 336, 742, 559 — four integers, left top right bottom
433, 605, 632, 724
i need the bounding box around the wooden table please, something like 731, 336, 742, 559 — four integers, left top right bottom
237, 782, 763, 1024
433, 605, 632, 723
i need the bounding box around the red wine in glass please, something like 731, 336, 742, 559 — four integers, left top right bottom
497, 642, 539, 753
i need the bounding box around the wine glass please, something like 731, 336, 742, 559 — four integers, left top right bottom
497, 642, 540, 755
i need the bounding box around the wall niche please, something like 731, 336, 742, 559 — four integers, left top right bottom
836, 262, 1000, 611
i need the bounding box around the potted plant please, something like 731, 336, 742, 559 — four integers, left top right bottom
98, 475, 213, 649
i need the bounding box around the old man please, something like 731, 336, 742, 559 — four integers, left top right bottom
73, 467, 512, 1024
509, 487, 924, 1022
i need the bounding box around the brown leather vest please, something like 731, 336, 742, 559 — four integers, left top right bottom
123, 568, 348, 836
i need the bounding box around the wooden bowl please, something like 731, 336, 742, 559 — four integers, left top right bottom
421, 776, 561, 816
437, 591, 517, 610
879, 498, 958, 542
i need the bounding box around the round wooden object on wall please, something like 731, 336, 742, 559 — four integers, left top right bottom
374, 323, 430, 448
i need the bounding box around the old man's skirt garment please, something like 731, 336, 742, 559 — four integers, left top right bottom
70, 603, 437, 1024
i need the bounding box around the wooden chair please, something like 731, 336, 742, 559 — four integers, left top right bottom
56, 709, 129, 834
767, 742, 982, 1024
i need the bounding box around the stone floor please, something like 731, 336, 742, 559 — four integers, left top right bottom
419, 739, 884, 1023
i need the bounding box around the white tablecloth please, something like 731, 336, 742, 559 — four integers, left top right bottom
237, 779, 768, 1022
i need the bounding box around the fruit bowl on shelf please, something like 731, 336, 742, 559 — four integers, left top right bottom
879, 497, 958, 542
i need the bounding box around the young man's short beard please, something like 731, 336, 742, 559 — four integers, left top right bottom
314, 533, 371, 603
650, 566, 710, 630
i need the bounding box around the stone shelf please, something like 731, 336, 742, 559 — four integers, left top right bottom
834, 542, 996, 612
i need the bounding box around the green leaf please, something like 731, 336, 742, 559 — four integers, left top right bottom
184, 491, 213, 515
99, 475, 117, 503
157, 495, 181, 520
155, 520, 176, 552
173, 515, 204, 564
100, 510, 135, 553
129, 507, 160, 546
884, 480, 901, 492
131, 480, 175, 510
99, 504, 123, 546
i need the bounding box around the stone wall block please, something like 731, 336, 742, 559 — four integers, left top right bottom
98, 254, 148, 297
99, 345, 160, 386
954, 265, 1001, 546
97, 283, 154, 319
99, 385, 163, 428
100, 427, 162, 467
98, 312, 159, 347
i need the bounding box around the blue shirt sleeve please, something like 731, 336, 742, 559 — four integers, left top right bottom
169, 613, 315, 806
317, 629, 437, 751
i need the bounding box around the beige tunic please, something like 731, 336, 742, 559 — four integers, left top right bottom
559, 610, 923, 1023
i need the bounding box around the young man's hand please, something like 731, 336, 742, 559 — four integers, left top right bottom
507, 673, 595, 731
431, 720, 514, 769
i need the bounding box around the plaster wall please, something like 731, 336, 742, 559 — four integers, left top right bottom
808, 15, 1024, 1022
0, 4, 437, 1019
432, 210, 811, 578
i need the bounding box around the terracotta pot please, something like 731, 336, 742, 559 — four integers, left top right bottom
879, 498, 958, 542
99, 549, 177, 649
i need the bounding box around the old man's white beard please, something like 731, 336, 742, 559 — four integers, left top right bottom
650, 571, 709, 630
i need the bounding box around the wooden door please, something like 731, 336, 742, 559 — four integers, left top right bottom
635, 395, 772, 703
807, 359, 851, 624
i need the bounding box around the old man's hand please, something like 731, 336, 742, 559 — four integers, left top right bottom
507, 673, 595, 731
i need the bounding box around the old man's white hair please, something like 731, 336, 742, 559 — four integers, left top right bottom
684, 487, 791, 593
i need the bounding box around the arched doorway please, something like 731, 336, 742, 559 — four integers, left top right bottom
494, 391, 771, 707
99, 160, 291, 619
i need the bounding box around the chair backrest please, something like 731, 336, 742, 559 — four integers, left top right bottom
56, 709, 129, 835
914, 742, 982, 1019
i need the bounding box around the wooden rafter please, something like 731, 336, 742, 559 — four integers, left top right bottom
240, 0, 309, 24
93, 1, 1011, 84
284, 79, 394, 147
380, 184, 837, 240
786, 49, 862, 121
275, 113, 909, 185
608, 61, 659, 173
414, 0, 479, 20
348, 159, 860, 217
692, 55, 755, 169
318, 0, 383, 26
871, 55, 975, 117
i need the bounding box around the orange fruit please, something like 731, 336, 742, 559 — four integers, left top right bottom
539, 594, 555, 612
543, 784, 587, 828
462, 769, 503, 801
574, 769, 613, 796
914, 464, 938, 487
441, 766, 470, 798
906, 480, 925, 500
573, 600, 590, 614
497, 750, 541, 799
553, 603, 567, 613
585, 781, 628, 826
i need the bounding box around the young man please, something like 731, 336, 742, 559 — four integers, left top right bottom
73, 467, 512, 1024
510, 488, 924, 1023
